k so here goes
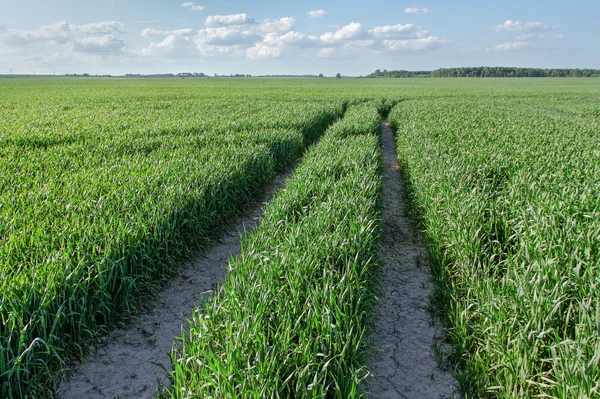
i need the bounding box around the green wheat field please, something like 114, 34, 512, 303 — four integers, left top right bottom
1, 77, 599, 398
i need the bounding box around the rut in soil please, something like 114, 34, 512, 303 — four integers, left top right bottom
365, 120, 458, 399
57, 168, 296, 399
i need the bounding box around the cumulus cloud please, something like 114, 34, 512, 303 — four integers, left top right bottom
404, 6, 429, 15
72, 35, 125, 53
135, 14, 306, 59
366, 23, 444, 52
246, 43, 282, 59
1, 21, 71, 45
195, 43, 246, 56
382, 36, 445, 51
181, 2, 205, 11
73, 21, 124, 35
495, 20, 560, 33
247, 31, 319, 59
488, 41, 530, 51
320, 22, 364, 43
310, 20, 447, 55
136, 34, 195, 57
141, 28, 193, 38
205, 13, 257, 26
368, 24, 427, 39
196, 27, 258, 46
259, 17, 295, 33
263, 31, 311, 46
138, 35, 178, 56
308, 10, 327, 19
1, 15, 449, 66
0, 21, 125, 46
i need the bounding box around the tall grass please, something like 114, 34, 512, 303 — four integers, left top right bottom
168, 104, 383, 398
3, 76, 599, 398
389, 98, 600, 398
0, 90, 343, 397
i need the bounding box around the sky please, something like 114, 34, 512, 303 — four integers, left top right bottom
0, 0, 598, 76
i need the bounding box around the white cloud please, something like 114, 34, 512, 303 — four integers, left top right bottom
314, 20, 446, 54
263, 31, 310, 46
0, 23, 6, 33
247, 43, 282, 59
72, 35, 125, 53
366, 23, 443, 52
73, 21, 124, 35
141, 28, 193, 38
404, 6, 429, 15
194, 25, 257, 57
247, 31, 319, 59
137, 35, 178, 56
136, 15, 314, 60
368, 24, 427, 39
196, 43, 246, 56
495, 20, 560, 33
308, 10, 327, 19
320, 22, 364, 43
2, 21, 71, 45
260, 17, 295, 33
382, 36, 445, 51
181, 2, 205, 11
196, 27, 258, 46
0, 16, 450, 70
136, 34, 195, 57
488, 41, 530, 51
205, 13, 257, 26
0, 21, 125, 46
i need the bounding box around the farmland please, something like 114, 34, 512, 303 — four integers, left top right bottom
389, 94, 600, 397
1, 77, 600, 398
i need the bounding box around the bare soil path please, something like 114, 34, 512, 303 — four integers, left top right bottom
365, 120, 458, 398
56, 168, 296, 399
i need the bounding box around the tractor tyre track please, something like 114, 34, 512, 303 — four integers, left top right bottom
57, 166, 298, 399
365, 120, 458, 398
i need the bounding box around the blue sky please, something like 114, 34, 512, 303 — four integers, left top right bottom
0, 0, 598, 75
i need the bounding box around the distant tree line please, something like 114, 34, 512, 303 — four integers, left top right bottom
366, 67, 600, 78
367, 69, 432, 78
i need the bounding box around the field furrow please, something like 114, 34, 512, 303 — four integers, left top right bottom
389, 98, 600, 398
0, 84, 344, 398
167, 103, 384, 398
3, 76, 600, 399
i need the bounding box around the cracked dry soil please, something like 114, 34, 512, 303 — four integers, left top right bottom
56, 169, 295, 399
365, 121, 458, 399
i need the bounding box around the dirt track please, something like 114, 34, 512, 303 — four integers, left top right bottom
57, 169, 295, 399
57, 120, 459, 398
365, 121, 458, 398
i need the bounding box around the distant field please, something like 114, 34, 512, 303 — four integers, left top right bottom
1, 77, 599, 398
